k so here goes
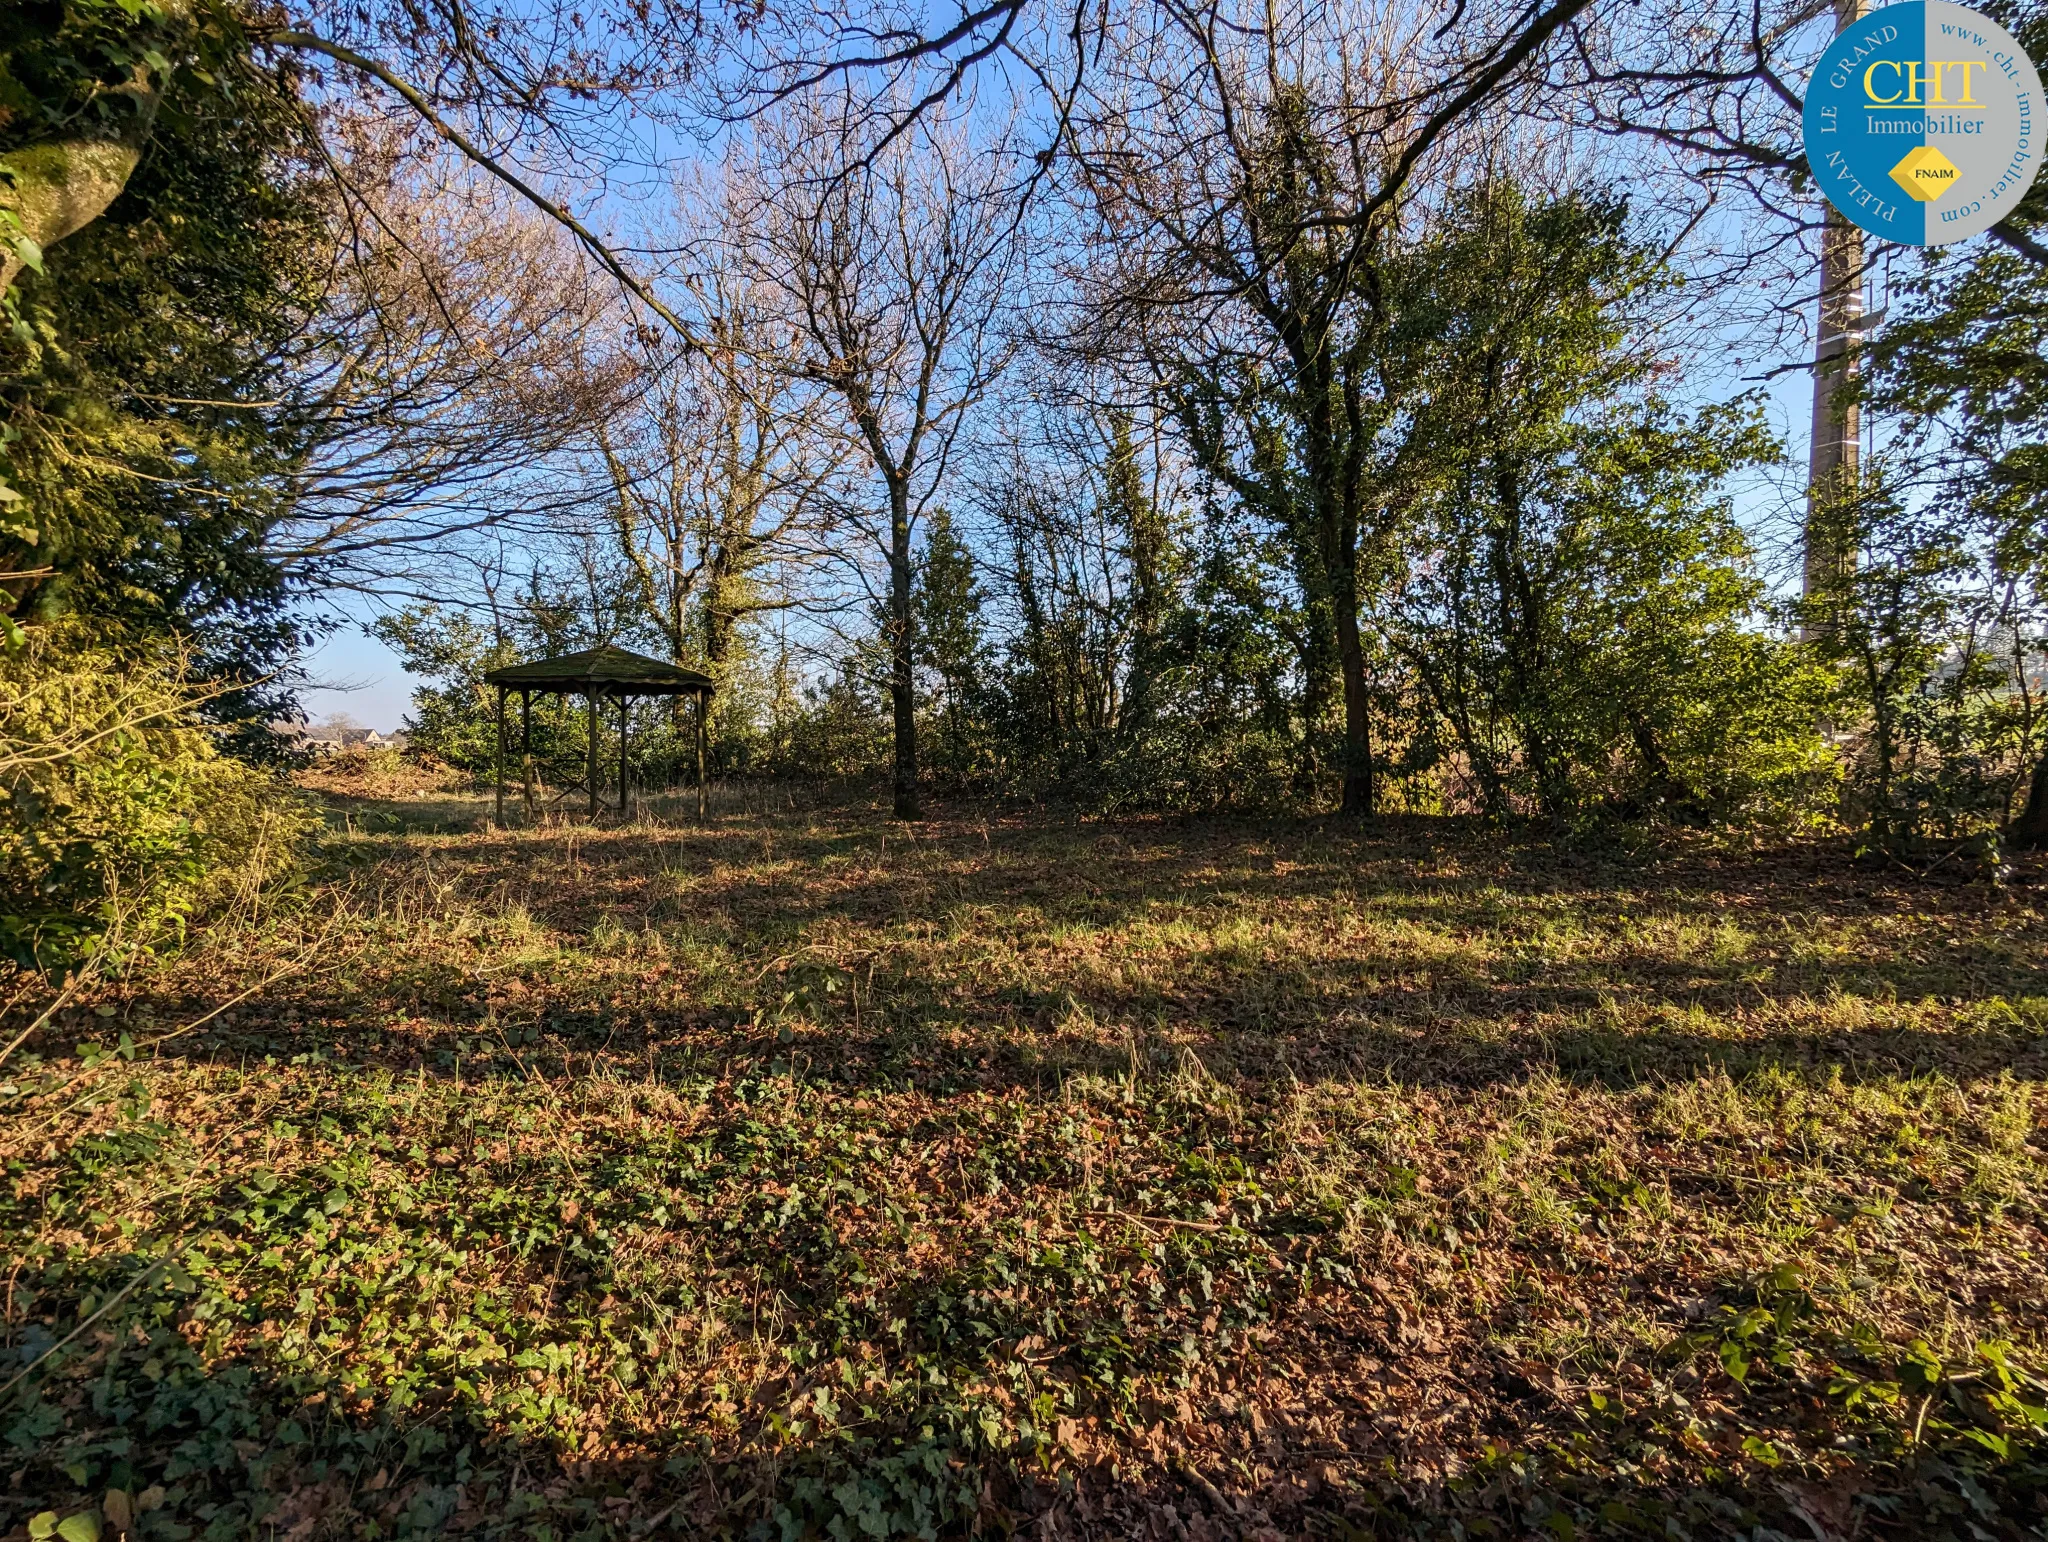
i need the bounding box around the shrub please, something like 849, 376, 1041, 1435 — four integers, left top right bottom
0, 629, 315, 970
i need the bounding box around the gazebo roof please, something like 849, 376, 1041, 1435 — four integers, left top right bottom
484, 644, 715, 696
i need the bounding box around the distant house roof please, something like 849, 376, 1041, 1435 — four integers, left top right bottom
273, 722, 409, 754
484, 644, 715, 697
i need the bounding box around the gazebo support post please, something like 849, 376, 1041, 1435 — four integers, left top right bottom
521, 690, 536, 818
493, 686, 506, 827
667, 695, 679, 790
618, 696, 631, 819
586, 692, 600, 816
695, 689, 707, 821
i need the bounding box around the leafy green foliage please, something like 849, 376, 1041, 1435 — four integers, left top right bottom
0, 0, 233, 170
821, 186, 1829, 832
1, 0, 323, 717
1091, 506, 1309, 813
1850, 19, 2048, 853
1392, 186, 1831, 829
376, 598, 897, 794
912, 507, 993, 787
1864, 0, 2048, 590
1799, 466, 2039, 853
0, 627, 313, 968
370, 606, 527, 776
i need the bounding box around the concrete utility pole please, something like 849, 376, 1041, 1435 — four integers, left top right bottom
1804, 0, 1869, 612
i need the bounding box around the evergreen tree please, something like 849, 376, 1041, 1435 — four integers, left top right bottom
913, 506, 990, 783
1393, 184, 1829, 825
2, 4, 326, 730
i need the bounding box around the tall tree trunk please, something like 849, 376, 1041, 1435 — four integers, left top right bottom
1629, 712, 1697, 816
1304, 367, 1373, 816
888, 478, 921, 820
1331, 562, 1372, 815
1865, 647, 1897, 841
1801, 0, 1869, 634
1292, 593, 1337, 801
704, 545, 736, 670
2011, 747, 2048, 851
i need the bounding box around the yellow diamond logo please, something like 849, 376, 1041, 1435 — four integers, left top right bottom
1890, 145, 1961, 202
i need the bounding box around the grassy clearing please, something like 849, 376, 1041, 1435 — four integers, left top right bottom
5, 791, 2047, 1541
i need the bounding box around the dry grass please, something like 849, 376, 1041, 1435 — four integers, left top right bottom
294, 749, 471, 810
4, 792, 2046, 1540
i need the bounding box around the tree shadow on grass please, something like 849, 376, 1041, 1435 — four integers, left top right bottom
72, 970, 2048, 1104
78, 803, 2033, 1102
13, 806, 2048, 1541
61, 930, 2048, 1106
432, 807, 2048, 1013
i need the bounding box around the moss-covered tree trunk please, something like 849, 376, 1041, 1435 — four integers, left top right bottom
0, 0, 190, 293
1, 134, 149, 292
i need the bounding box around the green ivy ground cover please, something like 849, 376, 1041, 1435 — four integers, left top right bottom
4, 798, 2046, 1539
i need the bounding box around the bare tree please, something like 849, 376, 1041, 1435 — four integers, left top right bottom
747, 103, 1025, 818
271, 127, 635, 599
596, 236, 849, 678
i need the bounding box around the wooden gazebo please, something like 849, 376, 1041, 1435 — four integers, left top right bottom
483, 645, 715, 823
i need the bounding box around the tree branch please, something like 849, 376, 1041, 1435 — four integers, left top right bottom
1990, 220, 2048, 268
262, 29, 700, 350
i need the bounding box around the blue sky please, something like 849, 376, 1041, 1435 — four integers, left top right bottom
297, 624, 419, 730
